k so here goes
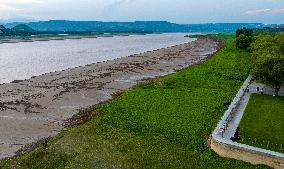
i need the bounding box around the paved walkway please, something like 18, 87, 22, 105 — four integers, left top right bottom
251, 82, 284, 96
211, 76, 284, 168
216, 76, 284, 140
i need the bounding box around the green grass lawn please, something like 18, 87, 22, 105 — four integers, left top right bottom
238, 94, 284, 153
1, 34, 269, 169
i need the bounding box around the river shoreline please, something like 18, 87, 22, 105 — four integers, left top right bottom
0, 36, 222, 159
0, 34, 129, 44
0, 33, 192, 84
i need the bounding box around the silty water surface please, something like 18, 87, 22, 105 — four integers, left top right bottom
0, 33, 194, 84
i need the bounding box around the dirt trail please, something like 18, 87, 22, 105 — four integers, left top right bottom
0, 37, 221, 159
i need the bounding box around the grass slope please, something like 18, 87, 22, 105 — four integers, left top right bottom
1, 34, 269, 169
239, 94, 284, 153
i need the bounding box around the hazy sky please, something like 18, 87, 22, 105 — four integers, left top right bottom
0, 0, 283, 24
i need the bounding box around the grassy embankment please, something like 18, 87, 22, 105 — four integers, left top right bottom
1, 34, 270, 168
239, 94, 284, 153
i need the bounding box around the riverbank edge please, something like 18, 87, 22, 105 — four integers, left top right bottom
0, 35, 224, 164
0, 34, 127, 44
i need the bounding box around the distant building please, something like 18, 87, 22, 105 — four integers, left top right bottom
272, 26, 284, 29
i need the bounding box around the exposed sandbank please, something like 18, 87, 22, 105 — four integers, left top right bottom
0, 37, 221, 159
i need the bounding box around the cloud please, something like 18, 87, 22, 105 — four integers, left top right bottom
105, 0, 136, 9
0, 0, 284, 24
100, 0, 137, 19
110, 0, 136, 5
15, 0, 43, 3
0, 0, 45, 19
0, 0, 44, 10
244, 8, 284, 15
1, 0, 43, 4
0, 3, 20, 11
277, 8, 284, 13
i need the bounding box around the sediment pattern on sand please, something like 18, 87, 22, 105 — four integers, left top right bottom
0, 37, 220, 159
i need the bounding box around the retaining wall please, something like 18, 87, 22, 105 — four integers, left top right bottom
211, 75, 284, 169
211, 137, 284, 169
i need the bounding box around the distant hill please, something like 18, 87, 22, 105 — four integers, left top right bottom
23, 20, 185, 32
0, 24, 36, 36
2, 20, 283, 34
3, 22, 25, 29
3, 20, 271, 33
11, 24, 36, 33
0, 25, 7, 34
181, 23, 265, 32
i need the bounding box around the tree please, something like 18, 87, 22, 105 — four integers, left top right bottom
236, 28, 253, 50
236, 27, 253, 38
251, 34, 284, 96
236, 34, 253, 50
275, 32, 284, 54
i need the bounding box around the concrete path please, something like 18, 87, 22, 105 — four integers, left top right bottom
211, 77, 284, 168
212, 73, 284, 141
221, 79, 284, 140
251, 82, 284, 96
223, 81, 284, 139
